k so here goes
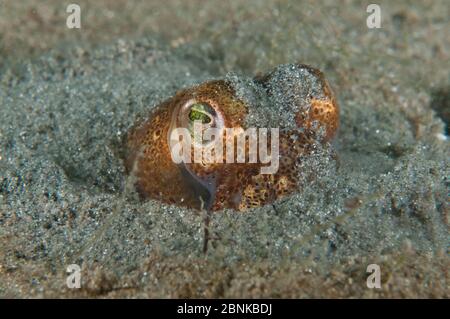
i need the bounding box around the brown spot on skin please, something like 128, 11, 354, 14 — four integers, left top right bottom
306, 98, 339, 141
125, 65, 339, 212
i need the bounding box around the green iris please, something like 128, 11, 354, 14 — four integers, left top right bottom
188, 103, 212, 124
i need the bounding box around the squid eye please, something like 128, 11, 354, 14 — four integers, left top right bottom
188, 103, 215, 124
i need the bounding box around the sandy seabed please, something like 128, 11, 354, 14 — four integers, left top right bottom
0, 0, 448, 298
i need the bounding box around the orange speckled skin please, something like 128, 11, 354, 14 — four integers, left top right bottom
125, 64, 339, 211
